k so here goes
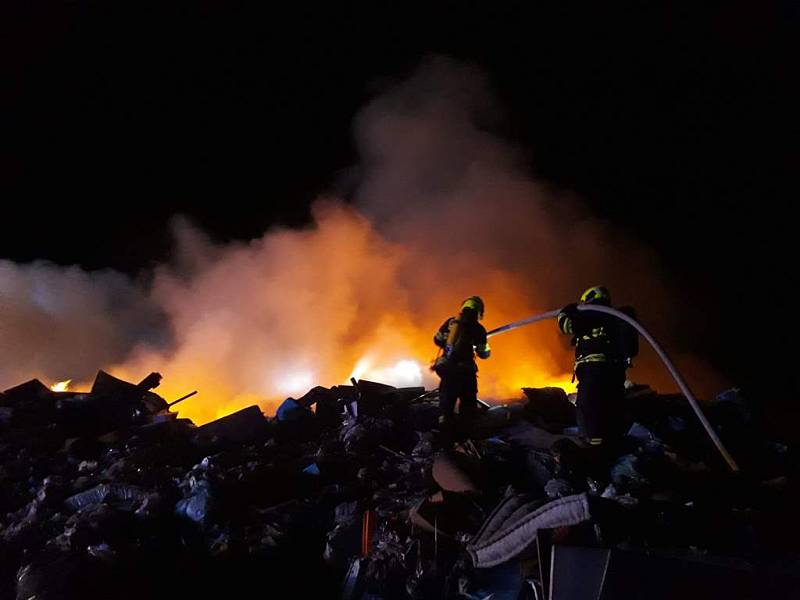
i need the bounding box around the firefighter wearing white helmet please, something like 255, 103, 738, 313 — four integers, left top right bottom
558, 286, 639, 448
433, 296, 491, 441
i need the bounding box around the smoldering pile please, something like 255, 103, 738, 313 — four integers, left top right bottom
0, 371, 798, 599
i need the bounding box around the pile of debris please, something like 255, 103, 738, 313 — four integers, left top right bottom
0, 372, 798, 598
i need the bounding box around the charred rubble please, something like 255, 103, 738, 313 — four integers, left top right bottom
0, 371, 798, 599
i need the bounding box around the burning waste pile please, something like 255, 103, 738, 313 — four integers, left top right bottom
0, 368, 799, 599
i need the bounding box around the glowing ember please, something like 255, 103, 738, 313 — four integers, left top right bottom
50, 379, 72, 392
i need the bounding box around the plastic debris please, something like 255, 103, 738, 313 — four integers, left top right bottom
0, 371, 796, 597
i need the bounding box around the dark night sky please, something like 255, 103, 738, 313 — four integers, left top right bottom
2, 2, 798, 405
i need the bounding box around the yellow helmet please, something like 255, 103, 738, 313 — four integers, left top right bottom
580, 286, 611, 305
461, 296, 485, 319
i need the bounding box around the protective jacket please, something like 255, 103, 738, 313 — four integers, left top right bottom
433, 312, 490, 375
557, 306, 638, 369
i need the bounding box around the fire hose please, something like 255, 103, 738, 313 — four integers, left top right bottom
486, 305, 740, 473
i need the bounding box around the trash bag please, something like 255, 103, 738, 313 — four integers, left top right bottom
175, 480, 213, 523
277, 398, 311, 422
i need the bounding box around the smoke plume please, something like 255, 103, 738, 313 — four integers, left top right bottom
0, 57, 724, 424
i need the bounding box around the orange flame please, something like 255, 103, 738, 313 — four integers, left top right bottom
2, 61, 730, 430
50, 379, 72, 392
103, 203, 718, 426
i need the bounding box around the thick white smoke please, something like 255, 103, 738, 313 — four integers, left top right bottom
0, 260, 164, 385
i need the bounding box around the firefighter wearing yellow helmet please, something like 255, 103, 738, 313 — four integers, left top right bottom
558, 286, 638, 448
433, 296, 491, 441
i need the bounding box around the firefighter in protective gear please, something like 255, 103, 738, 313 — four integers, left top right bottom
433, 296, 491, 438
558, 286, 638, 448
